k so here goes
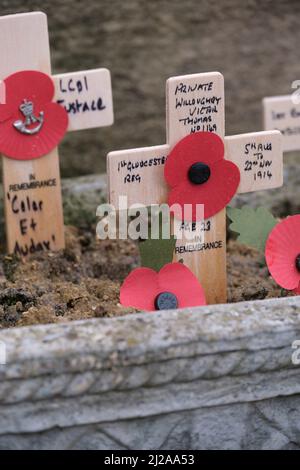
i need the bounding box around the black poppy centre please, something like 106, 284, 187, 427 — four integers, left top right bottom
154, 291, 178, 310
188, 162, 211, 185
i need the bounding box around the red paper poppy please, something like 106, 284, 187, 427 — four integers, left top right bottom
0, 70, 68, 160
120, 262, 206, 311
265, 215, 300, 294
164, 132, 240, 221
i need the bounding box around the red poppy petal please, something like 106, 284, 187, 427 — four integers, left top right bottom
4, 71, 54, 109
168, 159, 240, 221
158, 262, 206, 307
265, 215, 300, 291
0, 104, 14, 122
0, 102, 68, 160
120, 267, 159, 311
165, 132, 224, 188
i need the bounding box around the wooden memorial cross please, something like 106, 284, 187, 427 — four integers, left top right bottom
108, 73, 283, 304
263, 92, 300, 152
0, 12, 113, 257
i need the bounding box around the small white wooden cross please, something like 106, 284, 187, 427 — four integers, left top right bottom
0, 12, 113, 257
263, 92, 300, 152
108, 73, 283, 305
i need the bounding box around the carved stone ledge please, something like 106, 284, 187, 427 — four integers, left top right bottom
0, 296, 300, 449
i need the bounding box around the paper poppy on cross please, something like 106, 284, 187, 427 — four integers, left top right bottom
0, 70, 68, 160
165, 131, 240, 221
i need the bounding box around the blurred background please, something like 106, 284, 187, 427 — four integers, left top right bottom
0, 0, 299, 177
